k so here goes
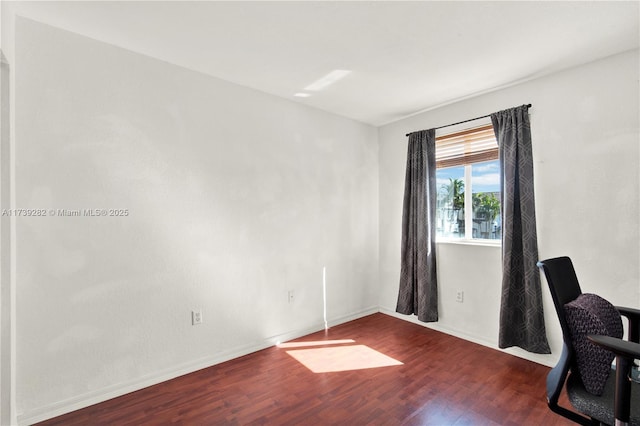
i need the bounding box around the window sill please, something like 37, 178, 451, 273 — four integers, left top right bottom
436, 239, 501, 248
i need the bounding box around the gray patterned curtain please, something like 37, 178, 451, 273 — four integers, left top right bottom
492, 105, 550, 354
396, 129, 438, 323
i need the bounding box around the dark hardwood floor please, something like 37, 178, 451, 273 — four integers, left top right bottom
37, 313, 573, 425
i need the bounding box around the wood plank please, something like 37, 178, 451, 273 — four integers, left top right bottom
36, 313, 574, 425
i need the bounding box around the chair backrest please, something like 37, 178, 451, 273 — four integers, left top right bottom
537, 256, 583, 347
537, 257, 589, 423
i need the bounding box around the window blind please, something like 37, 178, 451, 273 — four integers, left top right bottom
436, 124, 498, 169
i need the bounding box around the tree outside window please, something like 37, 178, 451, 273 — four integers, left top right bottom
434, 123, 501, 241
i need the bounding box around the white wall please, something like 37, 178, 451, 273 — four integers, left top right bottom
379, 49, 640, 366
14, 18, 379, 423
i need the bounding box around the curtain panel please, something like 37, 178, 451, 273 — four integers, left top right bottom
396, 129, 438, 323
492, 105, 550, 354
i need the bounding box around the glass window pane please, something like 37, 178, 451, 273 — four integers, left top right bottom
471, 160, 501, 240
436, 166, 465, 239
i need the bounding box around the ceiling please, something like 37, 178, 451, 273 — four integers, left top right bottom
5, 1, 640, 126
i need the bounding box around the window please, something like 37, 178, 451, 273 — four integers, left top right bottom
435, 124, 501, 241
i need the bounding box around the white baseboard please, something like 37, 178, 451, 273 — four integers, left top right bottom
378, 307, 557, 368
18, 306, 379, 426
326, 306, 379, 329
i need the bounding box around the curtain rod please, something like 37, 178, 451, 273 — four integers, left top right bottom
405, 104, 532, 137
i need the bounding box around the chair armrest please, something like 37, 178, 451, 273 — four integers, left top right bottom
616, 306, 640, 343
588, 335, 640, 359
588, 334, 640, 424
617, 306, 640, 321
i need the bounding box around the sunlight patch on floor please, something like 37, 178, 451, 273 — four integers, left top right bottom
277, 339, 355, 349
285, 344, 403, 373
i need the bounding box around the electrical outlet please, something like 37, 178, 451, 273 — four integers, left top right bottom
456, 290, 464, 303
288, 290, 295, 304
192, 309, 203, 325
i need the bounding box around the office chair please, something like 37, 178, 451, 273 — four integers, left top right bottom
538, 256, 640, 425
